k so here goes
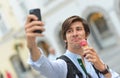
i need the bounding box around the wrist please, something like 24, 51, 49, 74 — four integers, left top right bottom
99, 64, 110, 75
27, 42, 37, 49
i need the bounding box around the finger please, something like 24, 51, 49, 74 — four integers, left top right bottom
83, 50, 94, 57
85, 54, 94, 59
26, 33, 44, 37
84, 47, 97, 55
25, 21, 44, 30
26, 26, 45, 33
87, 58, 96, 63
25, 15, 38, 25
89, 47, 96, 53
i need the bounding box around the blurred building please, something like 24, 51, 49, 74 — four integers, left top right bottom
0, 0, 120, 78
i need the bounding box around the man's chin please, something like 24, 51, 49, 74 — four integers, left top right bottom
74, 42, 80, 44
73, 43, 81, 48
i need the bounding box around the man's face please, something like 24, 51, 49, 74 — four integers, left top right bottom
65, 21, 86, 49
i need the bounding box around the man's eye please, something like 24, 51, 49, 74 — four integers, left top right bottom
67, 30, 72, 33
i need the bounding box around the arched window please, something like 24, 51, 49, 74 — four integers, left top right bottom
87, 12, 116, 49
116, 0, 120, 20
0, 12, 10, 38
10, 55, 26, 78
9, 0, 28, 26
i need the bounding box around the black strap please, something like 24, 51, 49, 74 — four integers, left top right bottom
57, 55, 101, 78
57, 55, 83, 78
92, 65, 101, 78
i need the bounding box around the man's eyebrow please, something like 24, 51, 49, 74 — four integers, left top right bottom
67, 28, 72, 31
76, 25, 83, 27
68, 27, 72, 29
77, 26, 83, 28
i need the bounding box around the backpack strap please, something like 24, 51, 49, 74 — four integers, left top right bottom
57, 55, 83, 78
92, 65, 100, 78
57, 55, 101, 78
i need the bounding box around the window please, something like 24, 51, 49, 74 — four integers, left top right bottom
36, 0, 66, 13
0, 13, 9, 38
37, 0, 62, 7
10, 55, 26, 78
90, 13, 111, 39
42, 0, 55, 6
118, 0, 120, 18
87, 12, 116, 49
115, 0, 120, 20
10, 0, 28, 26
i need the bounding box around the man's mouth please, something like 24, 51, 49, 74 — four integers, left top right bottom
72, 38, 80, 42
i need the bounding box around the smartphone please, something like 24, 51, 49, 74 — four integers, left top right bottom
29, 8, 42, 33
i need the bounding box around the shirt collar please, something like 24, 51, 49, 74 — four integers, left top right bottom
64, 50, 82, 60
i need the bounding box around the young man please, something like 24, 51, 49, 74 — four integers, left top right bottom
25, 15, 120, 78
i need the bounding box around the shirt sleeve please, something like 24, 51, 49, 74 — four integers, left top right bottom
27, 48, 67, 78
97, 60, 120, 78
110, 69, 120, 78
99, 69, 120, 78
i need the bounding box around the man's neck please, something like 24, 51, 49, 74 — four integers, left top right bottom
68, 47, 84, 57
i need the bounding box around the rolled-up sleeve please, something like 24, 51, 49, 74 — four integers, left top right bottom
28, 54, 47, 68
110, 69, 120, 78
27, 48, 67, 78
99, 69, 120, 78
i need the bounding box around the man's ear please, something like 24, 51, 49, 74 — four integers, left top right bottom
85, 33, 89, 40
85, 36, 87, 40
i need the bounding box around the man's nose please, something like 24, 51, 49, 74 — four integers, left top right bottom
73, 30, 78, 36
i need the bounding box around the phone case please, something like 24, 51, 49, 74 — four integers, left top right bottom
29, 8, 42, 33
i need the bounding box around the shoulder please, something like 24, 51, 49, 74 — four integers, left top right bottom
54, 57, 67, 77
56, 56, 67, 66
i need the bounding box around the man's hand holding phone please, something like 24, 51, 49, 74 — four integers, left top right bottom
25, 8, 45, 48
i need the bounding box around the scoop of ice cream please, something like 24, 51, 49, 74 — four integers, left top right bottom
80, 39, 88, 57
80, 39, 88, 47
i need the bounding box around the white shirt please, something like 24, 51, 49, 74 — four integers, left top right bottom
28, 49, 120, 78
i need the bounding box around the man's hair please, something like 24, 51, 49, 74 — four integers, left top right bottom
61, 15, 90, 48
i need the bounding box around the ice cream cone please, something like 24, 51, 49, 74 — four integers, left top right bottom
80, 39, 88, 57
80, 39, 88, 50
